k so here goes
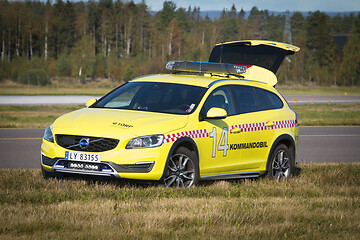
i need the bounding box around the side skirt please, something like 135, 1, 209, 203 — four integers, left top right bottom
200, 171, 261, 181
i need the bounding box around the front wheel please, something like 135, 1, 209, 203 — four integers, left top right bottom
41, 165, 54, 179
163, 147, 199, 187
267, 144, 294, 180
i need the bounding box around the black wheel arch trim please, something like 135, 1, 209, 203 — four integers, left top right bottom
160, 137, 199, 181
265, 134, 296, 174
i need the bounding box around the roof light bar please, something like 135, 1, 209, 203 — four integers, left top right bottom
166, 61, 247, 76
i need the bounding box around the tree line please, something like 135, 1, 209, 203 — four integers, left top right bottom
0, 0, 359, 86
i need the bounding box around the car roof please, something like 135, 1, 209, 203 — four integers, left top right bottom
130, 74, 274, 91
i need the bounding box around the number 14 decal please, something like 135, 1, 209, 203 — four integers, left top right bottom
209, 127, 229, 157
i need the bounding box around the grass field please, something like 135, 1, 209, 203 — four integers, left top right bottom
0, 105, 81, 128
0, 164, 359, 239
292, 104, 360, 126
0, 86, 112, 96
0, 104, 359, 128
277, 87, 360, 96
0, 85, 359, 96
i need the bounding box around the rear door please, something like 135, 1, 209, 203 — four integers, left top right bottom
228, 85, 276, 170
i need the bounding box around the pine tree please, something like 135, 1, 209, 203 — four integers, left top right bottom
291, 12, 305, 44
159, 1, 176, 30
339, 14, 360, 85
305, 11, 337, 67
53, 0, 76, 56
219, 5, 238, 42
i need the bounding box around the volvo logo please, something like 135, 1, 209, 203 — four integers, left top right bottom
79, 138, 90, 149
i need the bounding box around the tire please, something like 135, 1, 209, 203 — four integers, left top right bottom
163, 147, 199, 187
267, 144, 294, 180
41, 165, 55, 179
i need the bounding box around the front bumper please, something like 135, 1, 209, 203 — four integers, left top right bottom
42, 154, 154, 178
41, 137, 171, 180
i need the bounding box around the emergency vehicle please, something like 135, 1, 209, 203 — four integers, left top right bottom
41, 40, 300, 187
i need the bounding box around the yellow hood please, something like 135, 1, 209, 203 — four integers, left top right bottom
53, 108, 189, 138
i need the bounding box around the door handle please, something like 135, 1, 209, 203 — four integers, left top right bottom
265, 121, 274, 128
231, 127, 241, 133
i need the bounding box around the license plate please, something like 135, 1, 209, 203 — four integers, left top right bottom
65, 151, 101, 162
68, 162, 100, 171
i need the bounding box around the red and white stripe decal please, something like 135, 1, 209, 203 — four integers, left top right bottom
272, 120, 297, 129
163, 120, 296, 143
230, 122, 267, 133
230, 120, 297, 133
164, 129, 209, 143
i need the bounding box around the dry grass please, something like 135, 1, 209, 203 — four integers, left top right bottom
278, 87, 360, 96
0, 106, 81, 128
1, 81, 360, 96
0, 164, 359, 239
0, 79, 115, 95
0, 104, 360, 128
0, 87, 111, 96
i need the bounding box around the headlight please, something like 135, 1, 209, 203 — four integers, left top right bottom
126, 135, 164, 149
44, 125, 54, 143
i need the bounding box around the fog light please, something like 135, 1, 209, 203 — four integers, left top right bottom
54, 164, 65, 169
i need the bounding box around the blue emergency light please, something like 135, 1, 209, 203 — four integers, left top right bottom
166, 61, 247, 76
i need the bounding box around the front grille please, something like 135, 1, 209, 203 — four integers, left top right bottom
55, 134, 119, 152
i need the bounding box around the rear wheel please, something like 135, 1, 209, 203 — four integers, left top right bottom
267, 144, 294, 180
163, 147, 199, 187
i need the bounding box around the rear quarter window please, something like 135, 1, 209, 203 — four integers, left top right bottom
256, 88, 283, 109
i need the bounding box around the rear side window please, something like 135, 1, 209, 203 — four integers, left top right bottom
232, 86, 260, 114
256, 88, 283, 109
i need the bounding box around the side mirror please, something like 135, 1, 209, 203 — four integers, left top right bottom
206, 107, 227, 119
86, 98, 97, 107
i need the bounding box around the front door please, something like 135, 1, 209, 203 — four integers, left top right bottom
196, 86, 242, 176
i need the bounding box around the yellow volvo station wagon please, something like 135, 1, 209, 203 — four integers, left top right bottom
41, 40, 300, 187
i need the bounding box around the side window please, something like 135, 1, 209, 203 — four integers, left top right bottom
254, 88, 269, 111
202, 87, 235, 116
257, 89, 283, 109
232, 86, 260, 114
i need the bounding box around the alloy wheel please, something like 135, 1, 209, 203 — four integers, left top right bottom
271, 150, 290, 180
164, 153, 195, 187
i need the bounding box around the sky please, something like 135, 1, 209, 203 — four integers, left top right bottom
130, 0, 360, 12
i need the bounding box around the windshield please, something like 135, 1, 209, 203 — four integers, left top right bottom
93, 82, 207, 115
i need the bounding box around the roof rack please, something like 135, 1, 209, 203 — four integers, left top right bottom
166, 61, 247, 77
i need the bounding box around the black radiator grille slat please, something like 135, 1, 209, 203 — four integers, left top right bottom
55, 135, 119, 152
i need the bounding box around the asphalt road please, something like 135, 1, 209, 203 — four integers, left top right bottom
1, 95, 360, 105
0, 127, 359, 169
296, 126, 360, 164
